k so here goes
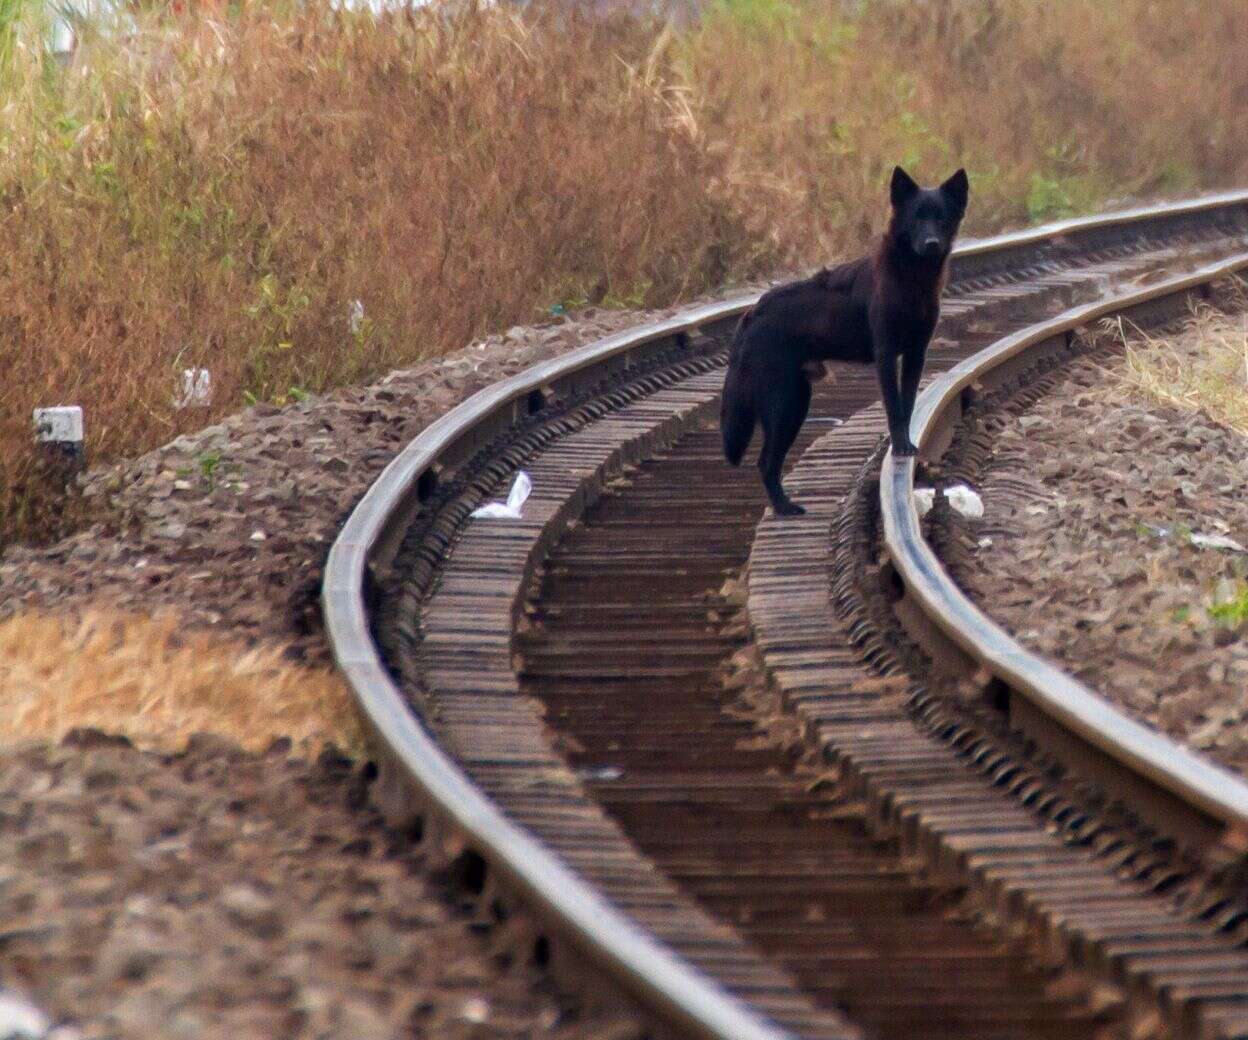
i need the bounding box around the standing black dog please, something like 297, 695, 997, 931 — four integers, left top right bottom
721, 166, 969, 515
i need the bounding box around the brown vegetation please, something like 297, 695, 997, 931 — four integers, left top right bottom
0, 609, 364, 753
1112, 284, 1248, 435
2, 0, 1247, 541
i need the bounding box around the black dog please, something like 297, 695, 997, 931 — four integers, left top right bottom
721, 166, 969, 515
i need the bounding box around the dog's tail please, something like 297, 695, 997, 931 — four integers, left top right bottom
721, 308, 757, 466
720, 367, 755, 466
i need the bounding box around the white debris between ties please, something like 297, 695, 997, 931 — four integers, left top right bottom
913, 483, 984, 519
472, 471, 533, 520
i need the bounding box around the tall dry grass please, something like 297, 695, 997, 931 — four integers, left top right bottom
0, 609, 364, 754
2, 0, 1248, 541
1111, 283, 1248, 435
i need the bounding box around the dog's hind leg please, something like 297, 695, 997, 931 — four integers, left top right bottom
757, 372, 812, 517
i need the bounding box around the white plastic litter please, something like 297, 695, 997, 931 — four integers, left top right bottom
471, 471, 532, 520
945, 483, 984, 519
1191, 532, 1246, 552
175, 368, 212, 409
0, 990, 50, 1039
459, 998, 490, 1025
578, 765, 624, 782
913, 484, 983, 519
348, 299, 365, 335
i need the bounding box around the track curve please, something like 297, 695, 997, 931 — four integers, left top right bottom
324, 192, 1248, 1040
879, 252, 1248, 846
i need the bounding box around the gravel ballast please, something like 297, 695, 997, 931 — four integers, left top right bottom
0, 731, 641, 1039
934, 339, 1248, 778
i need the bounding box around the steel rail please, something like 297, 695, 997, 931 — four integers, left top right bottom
880, 251, 1248, 847
955, 187, 1248, 259
323, 191, 1248, 1040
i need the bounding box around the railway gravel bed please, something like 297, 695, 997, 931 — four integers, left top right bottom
0, 731, 641, 1040
931, 322, 1248, 778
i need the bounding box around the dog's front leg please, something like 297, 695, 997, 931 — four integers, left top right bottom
897, 340, 927, 452
874, 339, 918, 456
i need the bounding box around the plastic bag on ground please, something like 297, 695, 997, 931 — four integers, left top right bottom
945, 483, 984, 519
913, 483, 983, 519
1191, 531, 1246, 552
471, 471, 533, 520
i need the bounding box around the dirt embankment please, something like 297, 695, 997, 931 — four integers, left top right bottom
936, 336, 1248, 777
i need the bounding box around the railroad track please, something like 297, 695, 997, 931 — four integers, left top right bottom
324, 192, 1248, 1040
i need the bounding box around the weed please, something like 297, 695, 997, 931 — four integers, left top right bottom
1113, 282, 1248, 434
197, 451, 222, 484
602, 281, 654, 311
1026, 173, 1079, 223
1210, 581, 1248, 627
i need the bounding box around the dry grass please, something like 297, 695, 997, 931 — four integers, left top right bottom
1112, 285, 1248, 434
1, 0, 1248, 541
0, 609, 366, 755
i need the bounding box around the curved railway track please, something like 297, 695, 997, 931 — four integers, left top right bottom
324, 193, 1248, 1040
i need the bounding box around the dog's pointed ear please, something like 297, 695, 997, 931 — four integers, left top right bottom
941, 168, 969, 215
890, 166, 920, 208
